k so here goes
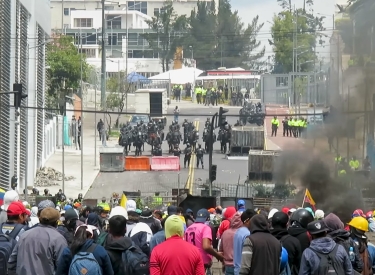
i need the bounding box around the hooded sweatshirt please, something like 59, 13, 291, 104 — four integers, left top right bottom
29, 207, 40, 227
299, 237, 353, 275
217, 206, 237, 239
288, 223, 311, 252
0, 191, 19, 225
104, 234, 133, 275
271, 227, 302, 275
325, 213, 363, 273
219, 212, 242, 266
126, 211, 139, 236
240, 215, 281, 275
233, 226, 250, 275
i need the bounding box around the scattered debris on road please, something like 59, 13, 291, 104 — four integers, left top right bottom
35, 167, 75, 186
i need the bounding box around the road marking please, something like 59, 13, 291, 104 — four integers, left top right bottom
187, 119, 199, 194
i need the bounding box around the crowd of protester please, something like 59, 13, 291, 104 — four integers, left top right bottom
1, 189, 375, 275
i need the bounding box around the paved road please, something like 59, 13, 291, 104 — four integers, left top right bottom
85, 102, 248, 200
85, 102, 305, 201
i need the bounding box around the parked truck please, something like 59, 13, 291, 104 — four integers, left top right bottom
134, 88, 168, 126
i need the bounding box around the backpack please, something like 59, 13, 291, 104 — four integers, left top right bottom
0, 223, 24, 275
69, 244, 103, 275
309, 244, 345, 275
122, 243, 150, 275
279, 235, 291, 275
96, 232, 108, 246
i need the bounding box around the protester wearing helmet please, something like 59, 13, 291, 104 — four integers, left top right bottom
288, 208, 314, 252
365, 211, 375, 232
271, 211, 302, 275
352, 209, 366, 218
324, 213, 364, 274
348, 216, 375, 275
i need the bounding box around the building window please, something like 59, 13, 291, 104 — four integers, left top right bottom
104, 6, 114, 10
108, 33, 118, 46
64, 8, 70, 16
74, 18, 93, 28
128, 33, 138, 46
128, 50, 133, 58
276, 76, 288, 87
79, 48, 96, 58
106, 15, 121, 29
153, 8, 165, 16
128, 1, 147, 15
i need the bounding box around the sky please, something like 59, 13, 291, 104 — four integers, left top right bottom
231, 0, 336, 61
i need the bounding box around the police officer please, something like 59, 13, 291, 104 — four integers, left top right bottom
173, 144, 181, 158
152, 144, 162, 156
196, 144, 204, 169
282, 116, 288, 137
184, 143, 192, 168
349, 156, 360, 171
44, 188, 51, 196
271, 116, 279, 137
74, 193, 83, 204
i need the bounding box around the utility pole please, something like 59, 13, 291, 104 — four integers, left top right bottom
125, 3, 129, 114
101, 0, 107, 134
80, 29, 84, 191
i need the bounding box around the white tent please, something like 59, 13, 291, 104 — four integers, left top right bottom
149, 67, 203, 84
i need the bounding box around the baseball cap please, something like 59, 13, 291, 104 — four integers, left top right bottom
196, 208, 210, 223
75, 224, 93, 236
237, 199, 245, 207
167, 205, 177, 216
39, 207, 60, 223
7, 201, 28, 216
307, 220, 329, 235
38, 200, 55, 211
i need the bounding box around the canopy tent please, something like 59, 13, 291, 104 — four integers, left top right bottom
149, 67, 203, 84
127, 72, 150, 83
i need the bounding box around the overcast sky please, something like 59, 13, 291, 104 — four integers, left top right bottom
231, 0, 336, 60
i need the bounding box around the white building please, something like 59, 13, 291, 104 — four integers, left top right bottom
51, 0, 219, 30
0, 0, 50, 191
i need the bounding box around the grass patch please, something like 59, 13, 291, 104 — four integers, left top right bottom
109, 130, 120, 138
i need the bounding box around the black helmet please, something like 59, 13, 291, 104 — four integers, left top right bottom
44, 189, 49, 194
290, 209, 314, 228
271, 212, 289, 227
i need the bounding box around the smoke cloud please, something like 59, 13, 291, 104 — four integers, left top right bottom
274, 149, 364, 223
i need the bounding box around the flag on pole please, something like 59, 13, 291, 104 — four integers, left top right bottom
304, 188, 316, 211
120, 193, 127, 209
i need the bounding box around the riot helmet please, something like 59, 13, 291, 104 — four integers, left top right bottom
290, 208, 314, 228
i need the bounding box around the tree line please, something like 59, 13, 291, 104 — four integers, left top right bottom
142, 0, 265, 71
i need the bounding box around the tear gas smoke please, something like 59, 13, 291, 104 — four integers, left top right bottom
274, 149, 364, 223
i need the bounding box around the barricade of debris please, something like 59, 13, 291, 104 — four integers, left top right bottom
35, 167, 75, 187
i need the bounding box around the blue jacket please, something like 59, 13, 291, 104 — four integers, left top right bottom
55, 239, 114, 275
233, 226, 250, 275
298, 237, 353, 275
368, 219, 375, 232
149, 229, 165, 253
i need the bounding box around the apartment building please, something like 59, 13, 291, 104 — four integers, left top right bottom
0, 0, 50, 191
51, 0, 219, 30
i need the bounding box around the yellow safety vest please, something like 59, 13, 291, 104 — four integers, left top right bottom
349, 160, 360, 169
271, 119, 279, 126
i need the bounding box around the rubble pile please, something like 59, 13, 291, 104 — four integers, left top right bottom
35, 167, 75, 187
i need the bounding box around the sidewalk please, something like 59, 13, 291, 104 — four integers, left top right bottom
44, 112, 117, 200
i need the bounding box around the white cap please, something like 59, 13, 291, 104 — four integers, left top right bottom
288, 208, 297, 213
126, 200, 136, 212
315, 209, 325, 219
268, 208, 279, 219
109, 206, 128, 219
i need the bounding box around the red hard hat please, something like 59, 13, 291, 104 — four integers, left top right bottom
353, 209, 365, 218
366, 211, 374, 219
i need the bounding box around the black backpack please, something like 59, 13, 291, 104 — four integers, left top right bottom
122, 242, 150, 275
0, 223, 24, 275
309, 244, 345, 275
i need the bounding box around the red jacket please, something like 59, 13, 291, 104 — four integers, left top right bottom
150, 236, 205, 275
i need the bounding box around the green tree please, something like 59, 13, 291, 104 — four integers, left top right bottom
272, 184, 296, 199
142, 0, 188, 72
106, 72, 132, 128
187, 0, 265, 70
270, 0, 325, 73
46, 35, 89, 111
